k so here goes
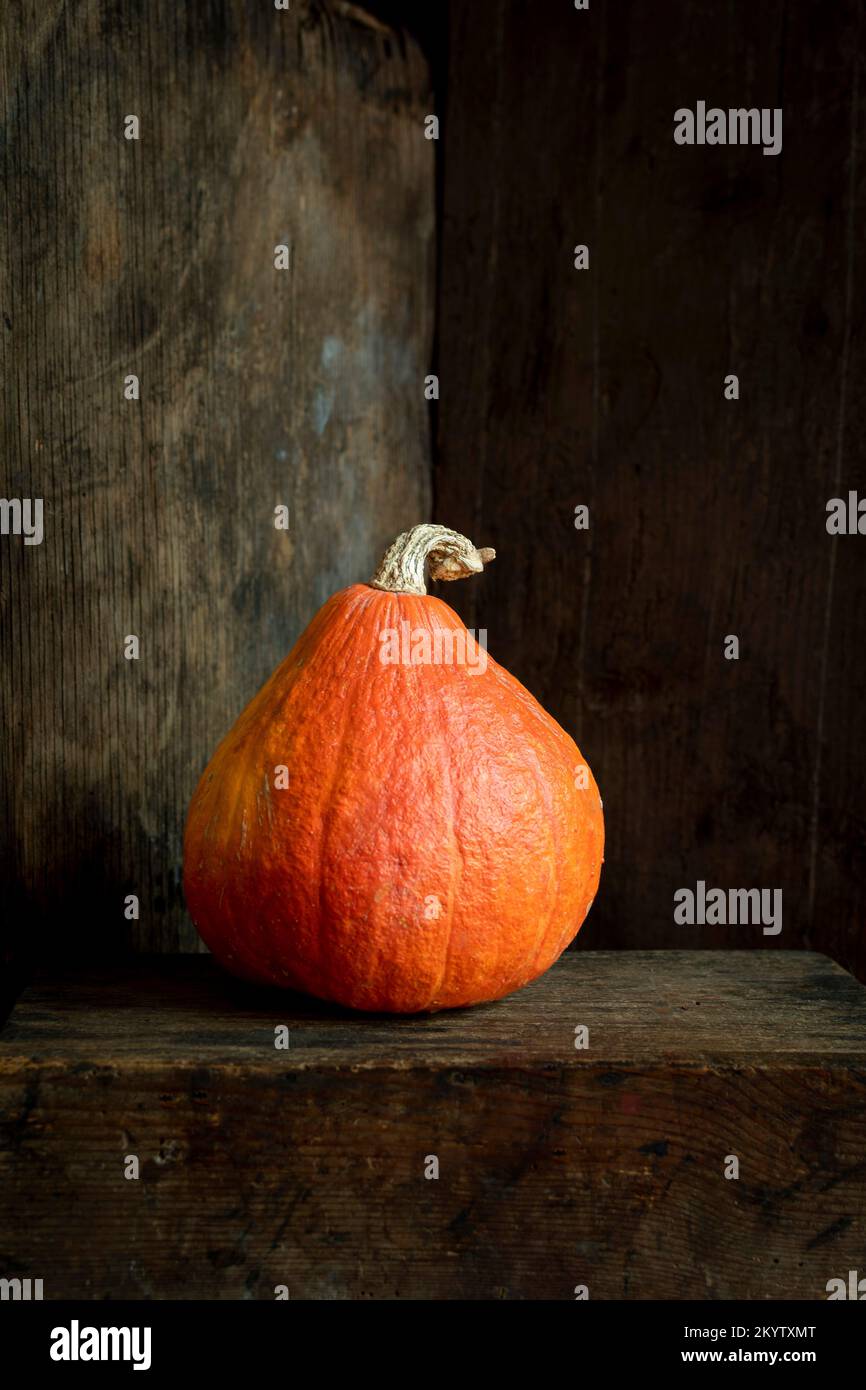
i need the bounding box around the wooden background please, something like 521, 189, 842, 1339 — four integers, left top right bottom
3, 0, 865, 983
0, 0, 434, 966
435, 0, 866, 982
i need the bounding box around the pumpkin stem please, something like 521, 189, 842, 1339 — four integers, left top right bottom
369, 524, 496, 596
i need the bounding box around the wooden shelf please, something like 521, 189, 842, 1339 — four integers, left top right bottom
2, 950, 865, 1299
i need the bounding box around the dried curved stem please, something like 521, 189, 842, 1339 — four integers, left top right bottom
369, 524, 496, 596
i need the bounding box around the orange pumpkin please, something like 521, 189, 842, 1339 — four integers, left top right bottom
183, 525, 604, 1012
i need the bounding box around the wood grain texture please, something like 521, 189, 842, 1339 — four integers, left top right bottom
435, 0, 866, 980
0, 0, 434, 960
2, 950, 865, 1299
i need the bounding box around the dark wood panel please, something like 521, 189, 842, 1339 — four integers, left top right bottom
435, 0, 866, 979
2, 951, 865, 1298
0, 1, 434, 960
6, 950, 866, 1066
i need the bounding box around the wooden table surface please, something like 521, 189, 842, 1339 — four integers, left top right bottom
2, 950, 865, 1300
4, 949, 866, 1066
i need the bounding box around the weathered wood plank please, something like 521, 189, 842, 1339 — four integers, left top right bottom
435, 0, 866, 981
4, 950, 866, 1066
2, 951, 865, 1299
0, 0, 434, 960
